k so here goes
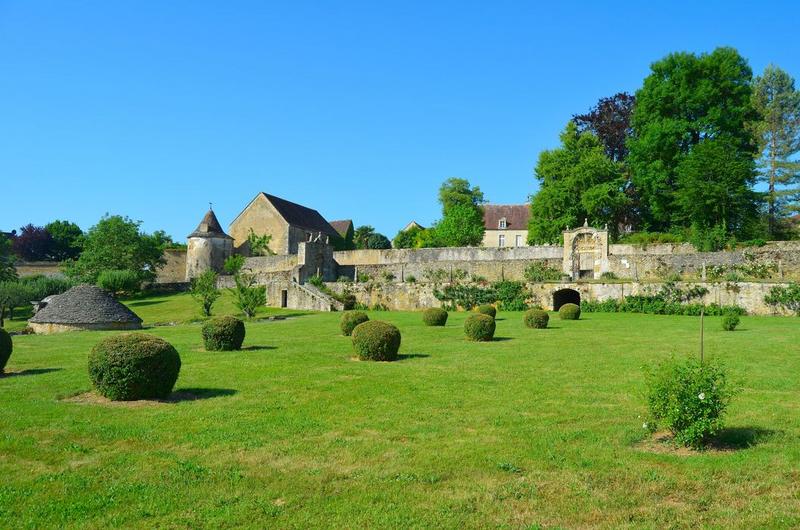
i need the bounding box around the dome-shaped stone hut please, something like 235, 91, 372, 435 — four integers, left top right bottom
28, 285, 143, 334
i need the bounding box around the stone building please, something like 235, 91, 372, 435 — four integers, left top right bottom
28, 285, 142, 334
329, 219, 354, 250
186, 209, 234, 281
481, 204, 529, 248
228, 193, 340, 255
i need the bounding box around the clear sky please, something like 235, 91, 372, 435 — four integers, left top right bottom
2, 1, 799, 240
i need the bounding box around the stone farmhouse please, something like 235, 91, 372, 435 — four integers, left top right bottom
481, 204, 530, 248
173, 193, 800, 316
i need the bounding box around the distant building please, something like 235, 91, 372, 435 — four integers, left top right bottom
482, 204, 529, 248
401, 221, 425, 232
228, 193, 340, 255
1, 229, 16, 240
329, 219, 355, 250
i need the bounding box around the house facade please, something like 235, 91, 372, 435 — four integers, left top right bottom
228, 193, 340, 255
481, 204, 529, 248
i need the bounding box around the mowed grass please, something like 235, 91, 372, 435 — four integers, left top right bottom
1, 294, 799, 529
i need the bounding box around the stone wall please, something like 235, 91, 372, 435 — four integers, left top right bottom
14, 261, 64, 278
155, 249, 188, 284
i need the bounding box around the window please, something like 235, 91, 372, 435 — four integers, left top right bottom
498, 235, 505, 247
515, 235, 523, 247
498, 218, 507, 229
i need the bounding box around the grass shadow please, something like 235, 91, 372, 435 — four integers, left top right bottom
168, 388, 238, 402
1, 368, 63, 378
396, 353, 430, 361
241, 345, 277, 351
710, 426, 777, 450
126, 300, 165, 308
492, 337, 513, 342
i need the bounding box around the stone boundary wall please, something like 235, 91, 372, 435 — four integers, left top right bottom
14, 261, 64, 278
154, 249, 188, 284
327, 280, 792, 316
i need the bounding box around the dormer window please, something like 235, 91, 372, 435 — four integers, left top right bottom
498, 218, 507, 229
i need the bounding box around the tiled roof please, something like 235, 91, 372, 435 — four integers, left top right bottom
483, 204, 530, 230
264, 194, 339, 236
329, 220, 353, 237
188, 210, 233, 239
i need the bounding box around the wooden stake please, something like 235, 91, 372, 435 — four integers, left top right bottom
700, 307, 705, 364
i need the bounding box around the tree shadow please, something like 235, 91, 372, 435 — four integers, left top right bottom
126, 300, 166, 307
1, 368, 63, 378
710, 427, 777, 450
396, 353, 430, 361
168, 388, 238, 402
241, 345, 277, 351
492, 337, 513, 342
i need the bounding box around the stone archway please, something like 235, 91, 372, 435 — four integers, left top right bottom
553, 288, 580, 311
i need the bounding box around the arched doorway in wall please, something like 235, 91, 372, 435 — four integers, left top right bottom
552, 288, 580, 310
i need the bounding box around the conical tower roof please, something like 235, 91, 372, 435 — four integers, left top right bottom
29, 285, 143, 325
188, 209, 233, 239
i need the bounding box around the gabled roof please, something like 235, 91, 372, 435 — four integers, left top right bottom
329, 219, 353, 237
483, 204, 530, 230
29, 285, 143, 325
402, 221, 425, 232
262, 193, 339, 236
188, 209, 233, 239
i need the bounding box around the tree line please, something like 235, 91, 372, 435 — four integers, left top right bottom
529, 47, 800, 249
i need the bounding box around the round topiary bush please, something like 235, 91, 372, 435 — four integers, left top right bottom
559, 303, 581, 320
464, 313, 496, 341
722, 314, 740, 331
476, 304, 497, 319
524, 309, 549, 329
0, 328, 12, 373
88, 333, 181, 401
422, 308, 448, 326
202, 316, 246, 351
340, 311, 369, 336
351, 320, 401, 361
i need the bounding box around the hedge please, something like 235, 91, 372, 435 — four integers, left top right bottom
464, 313, 496, 341
340, 311, 369, 336
351, 320, 401, 361
202, 316, 246, 351
422, 308, 448, 326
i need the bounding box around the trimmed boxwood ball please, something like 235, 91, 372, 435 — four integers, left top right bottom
722, 314, 740, 331
464, 313, 496, 341
351, 320, 401, 361
422, 307, 448, 326
559, 303, 581, 320
202, 316, 246, 351
524, 309, 549, 329
340, 311, 369, 336
476, 304, 497, 318
88, 333, 181, 401
0, 328, 12, 373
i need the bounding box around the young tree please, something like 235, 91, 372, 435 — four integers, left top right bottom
0, 281, 31, 327
528, 121, 629, 243
11, 224, 54, 261
353, 225, 376, 249
0, 235, 16, 282
64, 215, 168, 283
573, 92, 635, 162
751, 65, 800, 236
246, 228, 274, 256
190, 270, 220, 317
45, 220, 83, 261
230, 272, 265, 318
627, 47, 760, 236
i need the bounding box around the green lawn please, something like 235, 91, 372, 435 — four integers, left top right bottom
1, 294, 799, 528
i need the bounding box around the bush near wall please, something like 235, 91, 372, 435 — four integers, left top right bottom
559, 303, 581, 320
340, 311, 369, 336
582, 297, 746, 317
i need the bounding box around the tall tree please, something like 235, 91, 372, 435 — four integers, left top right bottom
64, 215, 168, 283
627, 47, 760, 236
353, 225, 376, 249
438, 177, 485, 212
431, 178, 485, 246
45, 220, 83, 261
528, 121, 629, 243
751, 64, 800, 236
573, 92, 635, 162
11, 224, 54, 261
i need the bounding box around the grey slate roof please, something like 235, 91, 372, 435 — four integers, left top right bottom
329, 219, 353, 237
29, 285, 143, 325
263, 193, 339, 236
483, 204, 530, 230
188, 209, 233, 239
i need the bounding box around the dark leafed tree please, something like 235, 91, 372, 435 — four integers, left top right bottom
573, 92, 635, 162
751, 64, 800, 237
12, 224, 54, 261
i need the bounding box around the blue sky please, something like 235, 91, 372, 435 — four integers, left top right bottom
2, 1, 799, 240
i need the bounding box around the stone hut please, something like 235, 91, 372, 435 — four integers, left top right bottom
28, 285, 143, 334
186, 209, 234, 281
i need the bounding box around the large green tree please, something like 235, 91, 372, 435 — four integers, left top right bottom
431, 178, 485, 246
353, 225, 376, 249
752, 64, 800, 236
64, 215, 169, 283
627, 47, 761, 236
528, 121, 629, 243
45, 220, 83, 261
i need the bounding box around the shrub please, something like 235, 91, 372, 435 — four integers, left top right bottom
190, 270, 220, 316
600, 271, 619, 280
559, 303, 581, 320
476, 304, 496, 318
524, 262, 563, 282
722, 314, 740, 332
351, 320, 401, 361
340, 311, 369, 336
202, 316, 245, 351
0, 328, 12, 373
524, 309, 549, 329
96, 269, 141, 295
405, 274, 416, 284
764, 282, 800, 315
434, 285, 496, 311
644, 357, 736, 449
88, 333, 181, 400
223, 254, 245, 275
493, 281, 528, 311
308, 274, 324, 288
422, 307, 448, 326
464, 313, 495, 341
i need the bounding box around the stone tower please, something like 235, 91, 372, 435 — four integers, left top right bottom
186, 209, 234, 281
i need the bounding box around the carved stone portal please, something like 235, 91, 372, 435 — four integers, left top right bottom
562, 224, 609, 280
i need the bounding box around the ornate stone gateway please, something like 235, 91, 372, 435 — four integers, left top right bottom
562, 221, 609, 280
